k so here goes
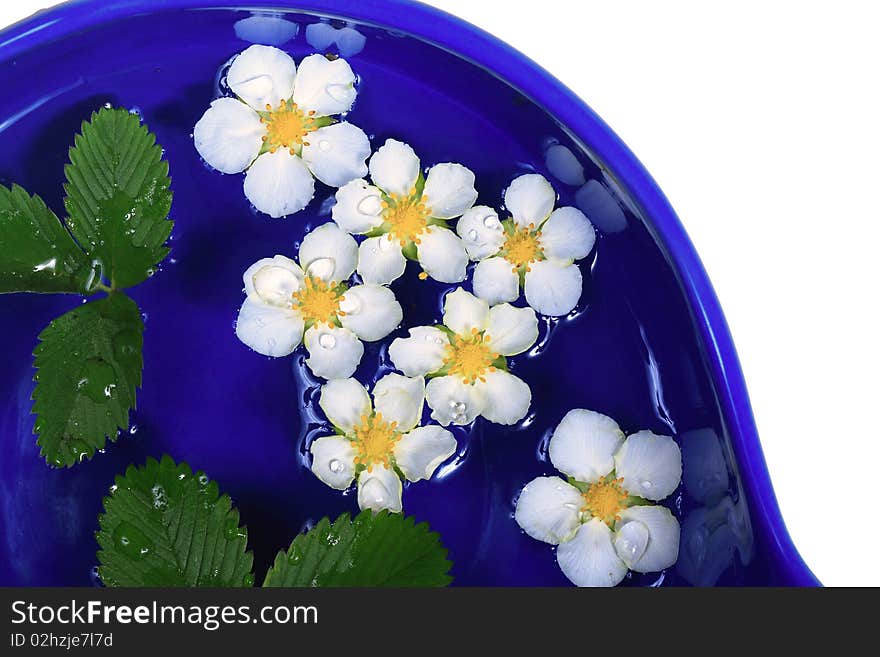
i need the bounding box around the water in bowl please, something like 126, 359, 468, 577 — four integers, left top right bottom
0, 7, 761, 586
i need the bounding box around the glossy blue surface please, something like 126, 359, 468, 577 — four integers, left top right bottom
0, 0, 817, 586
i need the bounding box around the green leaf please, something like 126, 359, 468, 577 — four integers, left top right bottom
32, 293, 144, 467
0, 184, 94, 294
97, 455, 254, 587
263, 510, 453, 587
64, 107, 173, 289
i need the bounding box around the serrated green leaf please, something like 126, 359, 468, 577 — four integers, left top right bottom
97, 455, 254, 587
0, 184, 93, 294
263, 510, 453, 587
32, 293, 143, 467
64, 107, 173, 289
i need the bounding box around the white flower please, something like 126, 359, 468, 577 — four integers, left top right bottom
310, 374, 458, 512
388, 288, 537, 426
234, 223, 402, 379
331, 139, 476, 284
514, 409, 682, 587
194, 45, 370, 218
456, 173, 597, 316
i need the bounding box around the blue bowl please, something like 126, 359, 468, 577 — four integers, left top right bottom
0, 0, 817, 586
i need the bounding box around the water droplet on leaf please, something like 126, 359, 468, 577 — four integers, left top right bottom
76, 358, 116, 403
113, 521, 153, 560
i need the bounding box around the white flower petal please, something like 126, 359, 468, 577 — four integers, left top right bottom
442, 287, 489, 336
416, 226, 468, 283
425, 375, 485, 426
504, 173, 556, 227
338, 284, 402, 342
422, 163, 478, 219
242, 255, 303, 304
304, 325, 364, 379
472, 257, 520, 306
485, 303, 538, 356
523, 259, 582, 316
394, 425, 457, 482
615, 431, 683, 501
331, 179, 385, 234
227, 45, 297, 110
548, 409, 625, 483
557, 518, 628, 588
388, 327, 450, 377
291, 53, 356, 116
235, 298, 304, 357
357, 236, 407, 285
478, 370, 531, 425
319, 377, 371, 434
514, 476, 583, 545
193, 98, 264, 174
539, 207, 596, 262
372, 373, 425, 432
368, 139, 420, 196
243, 150, 315, 218
301, 122, 370, 187
456, 205, 505, 260
309, 435, 357, 490
298, 222, 358, 282
357, 465, 403, 513
616, 505, 681, 573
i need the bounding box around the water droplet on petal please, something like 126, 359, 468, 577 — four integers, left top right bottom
467, 229, 478, 241
357, 194, 383, 216
305, 257, 335, 280
641, 480, 654, 490
483, 214, 501, 229
338, 293, 362, 315
325, 83, 351, 102
319, 333, 336, 349
329, 459, 344, 473
614, 520, 649, 568
318, 139, 331, 152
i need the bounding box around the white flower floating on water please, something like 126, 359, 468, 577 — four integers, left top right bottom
515, 409, 681, 587
389, 288, 537, 426
457, 173, 596, 316
310, 374, 457, 513
331, 139, 477, 284
194, 45, 370, 218
235, 223, 402, 379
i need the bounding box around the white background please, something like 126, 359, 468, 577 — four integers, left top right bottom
2, 0, 877, 586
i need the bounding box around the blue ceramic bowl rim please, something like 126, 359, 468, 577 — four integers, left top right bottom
0, 0, 818, 585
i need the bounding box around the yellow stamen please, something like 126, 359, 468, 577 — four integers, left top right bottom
351, 412, 400, 472
383, 187, 430, 245
442, 328, 498, 385
502, 223, 543, 272
582, 475, 629, 526
418, 271, 428, 280
291, 276, 342, 325
263, 99, 317, 152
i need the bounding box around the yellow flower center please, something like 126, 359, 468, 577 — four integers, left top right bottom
261, 100, 317, 154
291, 276, 343, 325
442, 328, 498, 384
382, 188, 430, 246
582, 475, 629, 526
352, 412, 400, 472
502, 224, 543, 272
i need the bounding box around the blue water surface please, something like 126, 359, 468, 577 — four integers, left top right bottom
0, 7, 764, 586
